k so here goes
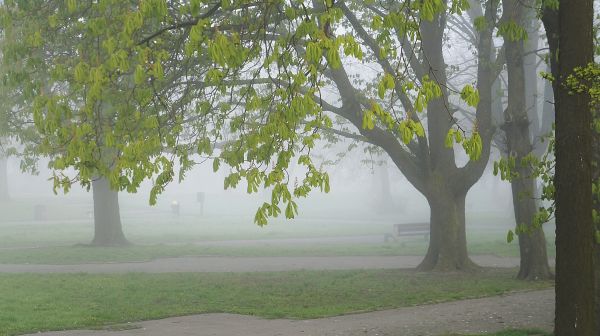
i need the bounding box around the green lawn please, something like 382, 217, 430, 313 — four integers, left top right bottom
0, 268, 552, 336
445, 329, 551, 336
0, 235, 556, 264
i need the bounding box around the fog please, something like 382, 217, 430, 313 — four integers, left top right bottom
0, 137, 529, 252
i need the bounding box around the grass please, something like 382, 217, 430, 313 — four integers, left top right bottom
0, 268, 552, 336
0, 236, 556, 264
0, 197, 555, 264
0, 243, 415, 264
0, 196, 534, 246
445, 329, 551, 336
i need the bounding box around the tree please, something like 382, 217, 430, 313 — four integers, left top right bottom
254, 0, 498, 271
447, 0, 552, 279
0, 1, 200, 245
541, 0, 597, 334
498, 0, 551, 280
2, 0, 493, 265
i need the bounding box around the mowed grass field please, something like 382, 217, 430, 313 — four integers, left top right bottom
0, 237, 556, 264
0, 197, 555, 336
0, 196, 555, 264
0, 268, 553, 336
449, 330, 551, 336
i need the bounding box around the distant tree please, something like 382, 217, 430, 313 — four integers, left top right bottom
497, 0, 551, 280
444, 0, 553, 279
0, 1, 212, 245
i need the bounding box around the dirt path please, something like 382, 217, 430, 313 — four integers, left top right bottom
0, 255, 528, 273
22, 289, 554, 336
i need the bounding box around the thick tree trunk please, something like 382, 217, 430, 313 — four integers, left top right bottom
503, 103, 552, 281
523, 12, 540, 136
417, 190, 476, 271
510, 176, 552, 280
0, 155, 9, 201
593, 113, 600, 335
596, 241, 600, 336
502, 0, 551, 281
91, 177, 129, 246
543, 1, 596, 334
595, 207, 600, 332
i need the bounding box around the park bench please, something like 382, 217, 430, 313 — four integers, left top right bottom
384, 222, 430, 242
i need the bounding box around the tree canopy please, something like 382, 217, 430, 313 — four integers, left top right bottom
0, 0, 486, 225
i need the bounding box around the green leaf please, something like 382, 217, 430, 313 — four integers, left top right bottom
473, 16, 487, 31
66, 0, 77, 13
362, 110, 375, 130
254, 207, 267, 226
460, 85, 480, 107
507, 230, 514, 243
497, 21, 528, 42
445, 130, 455, 148
285, 200, 298, 219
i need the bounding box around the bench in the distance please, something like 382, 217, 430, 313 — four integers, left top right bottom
384, 222, 430, 242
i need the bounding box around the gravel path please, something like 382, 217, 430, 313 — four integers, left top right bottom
22, 289, 554, 336
0, 255, 528, 273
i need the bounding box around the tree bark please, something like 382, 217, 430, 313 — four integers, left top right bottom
543, 1, 596, 334
523, 9, 540, 137
501, 0, 551, 280
334, 1, 497, 271
418, 188, 476, 271
510, 175, 552, 280
0, 154, 9, 201
593, 111, 600, 335
91, 177, 129, 246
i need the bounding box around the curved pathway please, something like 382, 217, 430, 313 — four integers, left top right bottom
23, 289, 554, 336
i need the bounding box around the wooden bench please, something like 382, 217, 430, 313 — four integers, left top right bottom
384, 222, 430, 242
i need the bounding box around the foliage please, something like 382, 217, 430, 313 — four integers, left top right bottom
497, 20, 528, 42
1, 0, 484, 226
506, 62, 600, 244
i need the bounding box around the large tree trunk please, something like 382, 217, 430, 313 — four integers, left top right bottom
510, 176, 552, 279
501, 0, 551, 281
543, 1, 597, 334
593, 112, 600, 335
0, 154, 9, 201
91, 177, 129, 246
523, 11, 540, 136
596, 207, 600, 335
418, 189, 476, 271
